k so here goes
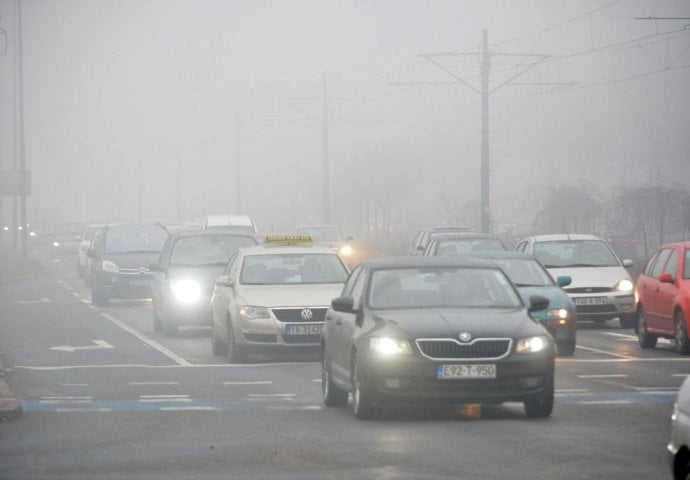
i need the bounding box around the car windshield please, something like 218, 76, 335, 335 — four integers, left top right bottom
296, 227, 343, 242
104, 226, 168, 254
434, 237, 506, 255
83, 226, 103, 241
368, 266, 522, 309
241, 253, 348, 285
170, 235, 257, 266
533, 240, 619, 268
490, 258, 554, 287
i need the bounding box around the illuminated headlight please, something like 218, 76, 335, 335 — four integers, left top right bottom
239, 306, 270, 320
339, 244, 353, 257
369, 337, 412, 356
29, 231, 36, 237
546, 308, 569, 319
516, 335, 549, 354
3, 226, 9, 232
53, 241, 61, 248
101, 260, 119, 273
614, 279, 634, 292
170, 278, 202, 303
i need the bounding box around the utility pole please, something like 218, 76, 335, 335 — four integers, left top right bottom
322, 77, 330, 224
235, 110, 242, 212
16, 0, 27, 256
480, 30, 490, 234
175, 157, 181, 221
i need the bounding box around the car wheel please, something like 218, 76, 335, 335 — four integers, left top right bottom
352, 357, 378, 420
619, 313, 636, 329
322, 349, 348, 407
556, 340, 576, 356
675, 312, 690, 356
91, 288, 109, 306
152, 302, 163, 333
673, 448, 690, 480
637, 308, 658, 349
226, 318, 247, 364
211, 325, 227, 355
524, 373, 554, 418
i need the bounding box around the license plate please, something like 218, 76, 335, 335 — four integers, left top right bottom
285, 324, 323, 335
436, 364, 496, 379
574, 297, 607, 306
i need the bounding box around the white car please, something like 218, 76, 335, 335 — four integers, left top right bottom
202, 214, 257, 235
210, 235, 350, 362
669, 376, 690, 479
515, 234, 636, 328
77, 224, 105, 279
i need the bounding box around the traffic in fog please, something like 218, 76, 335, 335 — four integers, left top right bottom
1, 1, 689, 479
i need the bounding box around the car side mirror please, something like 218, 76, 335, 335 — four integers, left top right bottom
331, 296, 355, 313
528, 295, 550, 312
556, 276, 572, 287
659, 272, 674, 284
215, 275, 234, 288
622, 259, 634, 268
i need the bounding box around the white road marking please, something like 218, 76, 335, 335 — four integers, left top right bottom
223, 381, 273, 385
56, 408, 112, 413
578, 374, 628, 379
641, 390, 678, 395
160, 407, 217, 412
50, 339, 114, 352
40, 396, 92, 404
71, 292, 81, 298
269, 405, 323, 411
139, 395, 192, 403
247, 393, 295, 398
60, 383, 88, 387
574, 345, 636, 359
130, 382, 179, 386
99, 312, 192, 366
88, 305, 99, 311
673, 374, 690, 377
15, 297, 51, 304
312, 379, 322, 383
633, 387, 679, 391
579, 400, 632, 405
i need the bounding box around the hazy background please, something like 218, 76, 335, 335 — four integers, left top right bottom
0, 0, 689, 237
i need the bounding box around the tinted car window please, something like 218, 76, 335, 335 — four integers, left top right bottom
240, 254, 348, 285
533, 240, 619, 267
104, 225, 168, 254
170, 235, 256, 266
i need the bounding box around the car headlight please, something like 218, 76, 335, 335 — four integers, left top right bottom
339, 244, 353, 257
614, 279, 634, 292
29, 231, 36, 237
369, 337, 413, 356
546, 308, 569, 319
53, 241, 61, 248
515, 335, 549, 354
101, 260, 120, 273
170, 278, 202, 303
239, 306, 270, 320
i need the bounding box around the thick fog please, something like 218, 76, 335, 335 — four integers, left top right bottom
0, 0, 689, 237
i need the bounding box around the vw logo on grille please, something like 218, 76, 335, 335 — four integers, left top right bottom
300, 308, 313, 321
458, 332, 472, 343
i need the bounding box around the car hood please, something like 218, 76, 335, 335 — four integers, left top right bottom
103, 252, 161, 271
545, 266, 631, 289
168, 265, 226, 291
517, 286, 572, 309
238, 283, 344, 307
371, 308, 544, 340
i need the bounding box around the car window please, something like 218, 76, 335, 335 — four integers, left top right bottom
240, 253, 348, 285
341, 265, 364, 297
663, 248, 679, 277
650, 248, 672, 279
434, 237, 506, 255
533, 240, 618, 267
349, 267, 367, 310
170, 235, 256, 266
684, 249, 690, 279
491, 258, 553, 287
104, 226, 168, 254
643, 250, 661, 276
368, 267, 521, 310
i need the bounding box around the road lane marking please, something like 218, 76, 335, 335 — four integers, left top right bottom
50, 339, 114, 352
15, 297, 51, 304
575, 345, 635, 359
633, 387, 679, 391
578, 374, 628, 379
673, 374, 690, 377
641, 391, 678, 395
247, 394, 295, 398
56, 408, 112, 413
223, 381, 273, 385
579, 400, 632, 405
160, 407, 217, 412
99, 312, 191, 366
71, 292, 81, 299
312, 379, 322, 383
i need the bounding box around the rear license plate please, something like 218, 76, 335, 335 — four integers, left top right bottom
285, 324, 323, 335
437, 364, 496, 379
574, 297, 607, 306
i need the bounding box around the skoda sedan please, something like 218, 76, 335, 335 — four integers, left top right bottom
321, 256, 555, 419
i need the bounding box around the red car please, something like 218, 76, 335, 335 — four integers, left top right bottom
635, 242, 690, 355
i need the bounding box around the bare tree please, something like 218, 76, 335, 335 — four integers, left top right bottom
531, 183, 602, 234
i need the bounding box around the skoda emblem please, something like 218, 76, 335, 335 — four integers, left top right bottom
300, 308, 313, 321
459, 332, 472, 343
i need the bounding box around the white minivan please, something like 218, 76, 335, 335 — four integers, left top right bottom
202, 214, 257, 236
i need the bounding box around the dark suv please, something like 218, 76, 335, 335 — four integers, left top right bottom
150, 230, 257, 336
87, 224, 169, 306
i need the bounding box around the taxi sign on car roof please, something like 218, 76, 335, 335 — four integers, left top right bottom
264, 234, 313, 244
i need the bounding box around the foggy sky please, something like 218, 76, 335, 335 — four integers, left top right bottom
0, 0, 689, 236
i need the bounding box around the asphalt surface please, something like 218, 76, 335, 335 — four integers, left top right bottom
0, 251, 685, 479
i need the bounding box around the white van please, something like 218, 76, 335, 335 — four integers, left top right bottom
202, 214, 257, 235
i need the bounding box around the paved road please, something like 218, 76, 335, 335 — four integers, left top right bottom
0, 254, 684, 479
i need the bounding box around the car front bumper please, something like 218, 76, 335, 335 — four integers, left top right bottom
568, 291, 635, 321
95, 273, 153, 300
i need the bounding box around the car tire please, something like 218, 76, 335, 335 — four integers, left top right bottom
675, 312, 690, 356
226, 318, 247, 364
556, 340, 576, 356
352, 357, 378, 420
524, 373, 554, 418
211, 325, 227, 355
322, 350, 348, 407
619, 313, 636, 329
637, 308, 658, 349
91, 287, 109, 307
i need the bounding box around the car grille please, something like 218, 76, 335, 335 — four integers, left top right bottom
416, 338, 512, 360
566, 287, 611, 293
271, 308, 327, 322
576, 305, 617, 313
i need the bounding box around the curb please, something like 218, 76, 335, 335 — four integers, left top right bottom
0, 354, 22, 421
